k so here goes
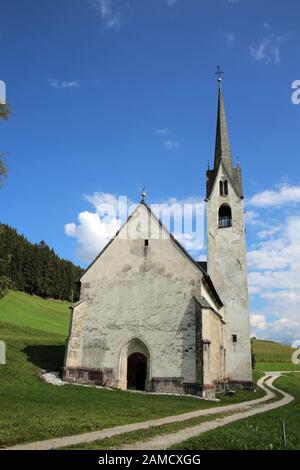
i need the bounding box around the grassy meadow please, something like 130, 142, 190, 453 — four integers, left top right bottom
0, 291, 263, 448
252, 338, 300, 371
170, 373, 300, 450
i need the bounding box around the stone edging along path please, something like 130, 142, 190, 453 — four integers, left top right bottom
4, 372, 293, 451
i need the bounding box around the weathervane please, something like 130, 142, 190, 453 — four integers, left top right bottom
215, 65, 224, 83
141, 184, 147, 201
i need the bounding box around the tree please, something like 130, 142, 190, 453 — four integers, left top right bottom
0, 102, 10, 186
0, 275, 14, 299
0, 224, 83, 301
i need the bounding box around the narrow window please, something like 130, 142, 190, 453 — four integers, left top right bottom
219, 181, 224, 196
224, 180, 228, 196
144, 239, 149, 247
232, 334, 237, 343
218, 205, 232, 228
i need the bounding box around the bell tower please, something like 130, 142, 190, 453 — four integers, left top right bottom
206, 72, 252, 383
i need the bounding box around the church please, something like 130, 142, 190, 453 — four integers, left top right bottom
63, 77, 252, 398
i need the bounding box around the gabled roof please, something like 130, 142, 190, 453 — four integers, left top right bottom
206, 160, 243, 200
194, 294, 225, 322
80, 200, 223, 308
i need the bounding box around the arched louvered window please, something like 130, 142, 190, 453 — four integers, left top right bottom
224, 180, 228, 196
218, 204, 232, 228
219, 181, 224, 196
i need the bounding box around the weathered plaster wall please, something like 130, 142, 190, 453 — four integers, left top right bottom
202, 309, 224, 387
206, 164, 252, 382
66, 204, 222, 389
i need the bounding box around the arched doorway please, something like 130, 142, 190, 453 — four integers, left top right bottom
118, 338, 150, 391
127, 352, 147, 390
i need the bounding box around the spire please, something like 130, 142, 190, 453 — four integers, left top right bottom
213, 70, 232, 171
206, 68, 244, 199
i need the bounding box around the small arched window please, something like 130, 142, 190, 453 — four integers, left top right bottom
224, 180, 228, 196
218, 204, 232, 228
219, 181, 224, 196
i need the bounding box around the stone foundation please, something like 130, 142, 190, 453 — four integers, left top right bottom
228, 379, 254, 390
62, 368, 223, 398
62, 367, 115, 387
149, 377, 184, 394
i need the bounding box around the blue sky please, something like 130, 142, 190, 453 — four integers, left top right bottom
1, 0, 300, 343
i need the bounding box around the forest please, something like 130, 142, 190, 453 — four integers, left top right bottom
0, 223, 83, 301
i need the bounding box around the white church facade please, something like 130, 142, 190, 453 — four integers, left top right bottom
63, 80, 252, 397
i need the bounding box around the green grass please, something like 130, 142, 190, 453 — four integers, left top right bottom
253, 338, 299, 372
0, 320, 224, 448
170, 373, 300, 450
62, 413, 232, 450
253, 338, 296, 363
255, 362, 300, 371
0, 292, 267, 448
0, 291, 70, 336
63, 373, 268, 450
1, 291, 296, 449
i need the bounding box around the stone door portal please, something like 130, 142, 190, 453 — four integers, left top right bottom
127, 352, 147, 390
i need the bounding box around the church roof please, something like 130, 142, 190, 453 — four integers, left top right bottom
193, 294, 224, 322
196, 261, 207, 273
206, 81, 243, 199
80, 200, 223, 308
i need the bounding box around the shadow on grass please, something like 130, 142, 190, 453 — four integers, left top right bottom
23, 344, 66, 371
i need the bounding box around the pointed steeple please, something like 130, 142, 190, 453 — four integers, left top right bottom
206, 70, 243, 199
214, 78, 232, 171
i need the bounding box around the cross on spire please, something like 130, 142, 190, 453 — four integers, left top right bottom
215, 65, 224, 84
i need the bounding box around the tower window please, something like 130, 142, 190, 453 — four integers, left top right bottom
232, 334, 238, 343
219, 181, 224, 196
218, 204, 232, 228
144, 239, 149, 247
224, 180, 228, 196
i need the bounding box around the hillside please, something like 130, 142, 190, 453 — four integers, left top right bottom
0, 223, 83, 301
252, 338, 296, 363
0, 291, 70, 336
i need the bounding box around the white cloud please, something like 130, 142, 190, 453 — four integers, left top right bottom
245, 210, 260, 226
250, 313, 299, 343
248, 184, 300, 207
91, 0, 124, 30
47, 79, 80, 89
65, 211, 121, 263
156, 128, 170, 136
65, 192, 204, 263
65, 192, 126, 263
246, 182, 300, 343
250, 314, 268, 331
257, 226, 282, 239
250, 36, 283, 65
225, 32, 235, 47
248, 213, 300, 343
164, 140, 179, 151
166, 0, 177, 6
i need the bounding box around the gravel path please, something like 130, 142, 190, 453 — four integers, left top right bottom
119, 372, 294, 450
4, 372, 291, 450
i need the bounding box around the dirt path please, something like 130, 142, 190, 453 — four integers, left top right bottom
4, 372, 291, 450
119, 372, 294, 450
